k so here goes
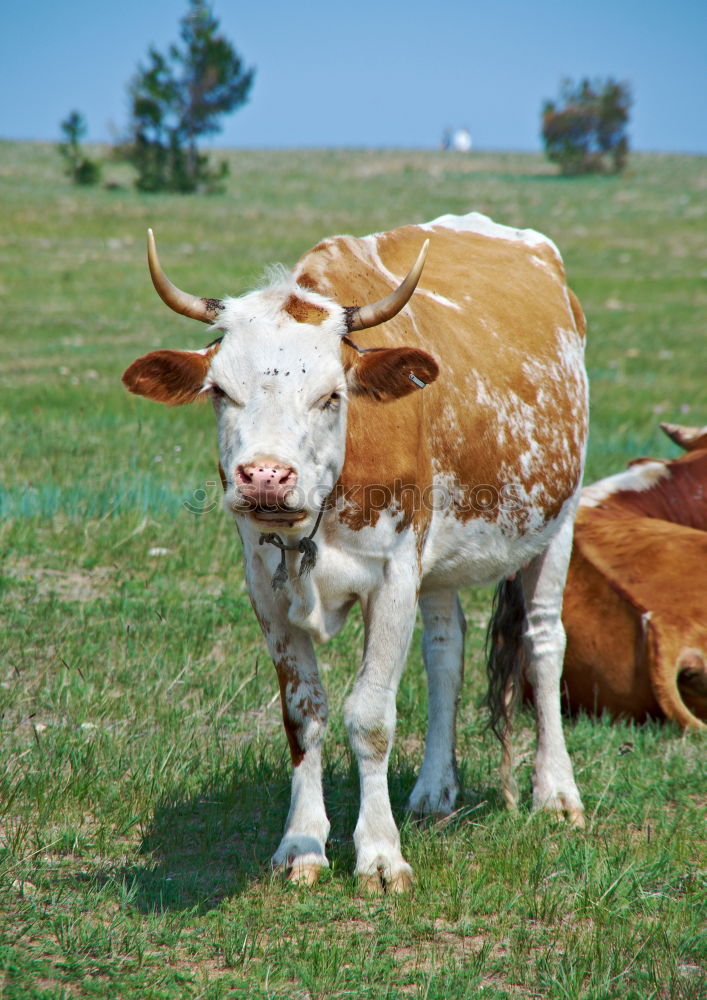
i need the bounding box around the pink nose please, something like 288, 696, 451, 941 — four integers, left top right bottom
237, 461, 297, 506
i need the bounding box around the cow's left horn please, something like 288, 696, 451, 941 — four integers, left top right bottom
345, 239, 429, 332
147, 229, 224, 324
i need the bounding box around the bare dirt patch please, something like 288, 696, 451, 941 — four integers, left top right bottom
7, 559, 115, 602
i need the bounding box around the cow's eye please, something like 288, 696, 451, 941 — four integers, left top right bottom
211, 385, 242, 406
323, 391, 341, 410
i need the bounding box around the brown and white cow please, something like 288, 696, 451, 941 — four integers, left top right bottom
561, 422, 707, 728
123, 213, 588, 891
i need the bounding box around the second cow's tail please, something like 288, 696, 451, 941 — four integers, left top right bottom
486, 575, 527, 739
486, 575, 527, 809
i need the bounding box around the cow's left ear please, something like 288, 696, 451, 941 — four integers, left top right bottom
122, 348, 214, 405
347, 347, 439, 401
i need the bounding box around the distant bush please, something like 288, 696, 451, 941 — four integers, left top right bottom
124, 0, 254, 193
58, 111, 102, 186
541, 77, 632, 175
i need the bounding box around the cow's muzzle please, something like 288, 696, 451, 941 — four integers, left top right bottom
232, 460, 306, 526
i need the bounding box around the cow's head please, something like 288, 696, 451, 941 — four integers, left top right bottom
123, 231, 438, 534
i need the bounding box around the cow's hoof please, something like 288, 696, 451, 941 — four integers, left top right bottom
566, 805, 586, 829
288, 861, 322, 886
407, 777, 458, 818
357, 864, 413, 896
358, 872, 384, 896
272, 837, 328, 886
535, 796, 585, 829
386, 868, 414, 894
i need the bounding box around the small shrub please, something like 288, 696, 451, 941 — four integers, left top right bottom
58, 111, 102, 186
541, 77, 632, 175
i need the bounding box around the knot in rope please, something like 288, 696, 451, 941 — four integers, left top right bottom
258, 503, 326, 590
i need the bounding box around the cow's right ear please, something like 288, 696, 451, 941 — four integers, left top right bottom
347, 346, 439, 402
122, 349, 214, 406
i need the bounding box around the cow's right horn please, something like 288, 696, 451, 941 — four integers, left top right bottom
147, 229, 224, 324
345, 239, 429, 332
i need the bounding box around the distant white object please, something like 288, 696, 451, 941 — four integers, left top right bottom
453, 128, 472, 152
442, 127, 472, 152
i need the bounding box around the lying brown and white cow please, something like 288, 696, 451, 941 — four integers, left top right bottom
561, 422, 707, 729
123, 213, 588, 890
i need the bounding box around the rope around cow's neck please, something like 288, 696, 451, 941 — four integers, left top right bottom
258, 502, 327, 590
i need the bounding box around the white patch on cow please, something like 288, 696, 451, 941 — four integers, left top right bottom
421, 212, 562, 259
420, 290, 462, 311
580, 461, 670, 508
529, 252, 562, 282
519, 442, 541, 478
238, 507, 414, 644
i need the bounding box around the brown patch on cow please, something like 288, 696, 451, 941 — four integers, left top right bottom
296, 272, 318, 290
283, 294, 329, 326
274, 637, 291, 657
122, 347, 217, 406
273, 654, 329, 771
275, 656, 305, 767
362, 724, 390, 762
334, 385, 432, 534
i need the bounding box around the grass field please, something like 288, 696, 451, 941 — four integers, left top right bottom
1, 141, 705, 999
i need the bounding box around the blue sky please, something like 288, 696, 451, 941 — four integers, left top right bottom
2, 0, 705, 152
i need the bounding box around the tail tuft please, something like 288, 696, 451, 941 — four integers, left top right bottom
486, 576, 527, 740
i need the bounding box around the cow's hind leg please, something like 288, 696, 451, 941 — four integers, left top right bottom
521, 498, 584, 826
407, 590, 465, 816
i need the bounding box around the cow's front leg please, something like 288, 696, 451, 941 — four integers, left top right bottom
270, 628, 330, 883
247, 559, 330, 884
344, 567, 418, 893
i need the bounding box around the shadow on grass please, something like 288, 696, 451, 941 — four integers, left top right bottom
119, 746, 359, 913
123, 746, 303, 912
116, 747, 502, 914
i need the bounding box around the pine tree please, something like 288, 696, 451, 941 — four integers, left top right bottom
127, 0, 255, 192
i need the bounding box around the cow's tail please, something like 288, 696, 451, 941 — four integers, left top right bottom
486, 575, 527, 809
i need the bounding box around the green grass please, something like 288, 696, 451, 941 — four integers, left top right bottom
1, 140, 705, 998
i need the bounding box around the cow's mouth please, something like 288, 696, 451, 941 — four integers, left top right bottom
249, 504, 307, 526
